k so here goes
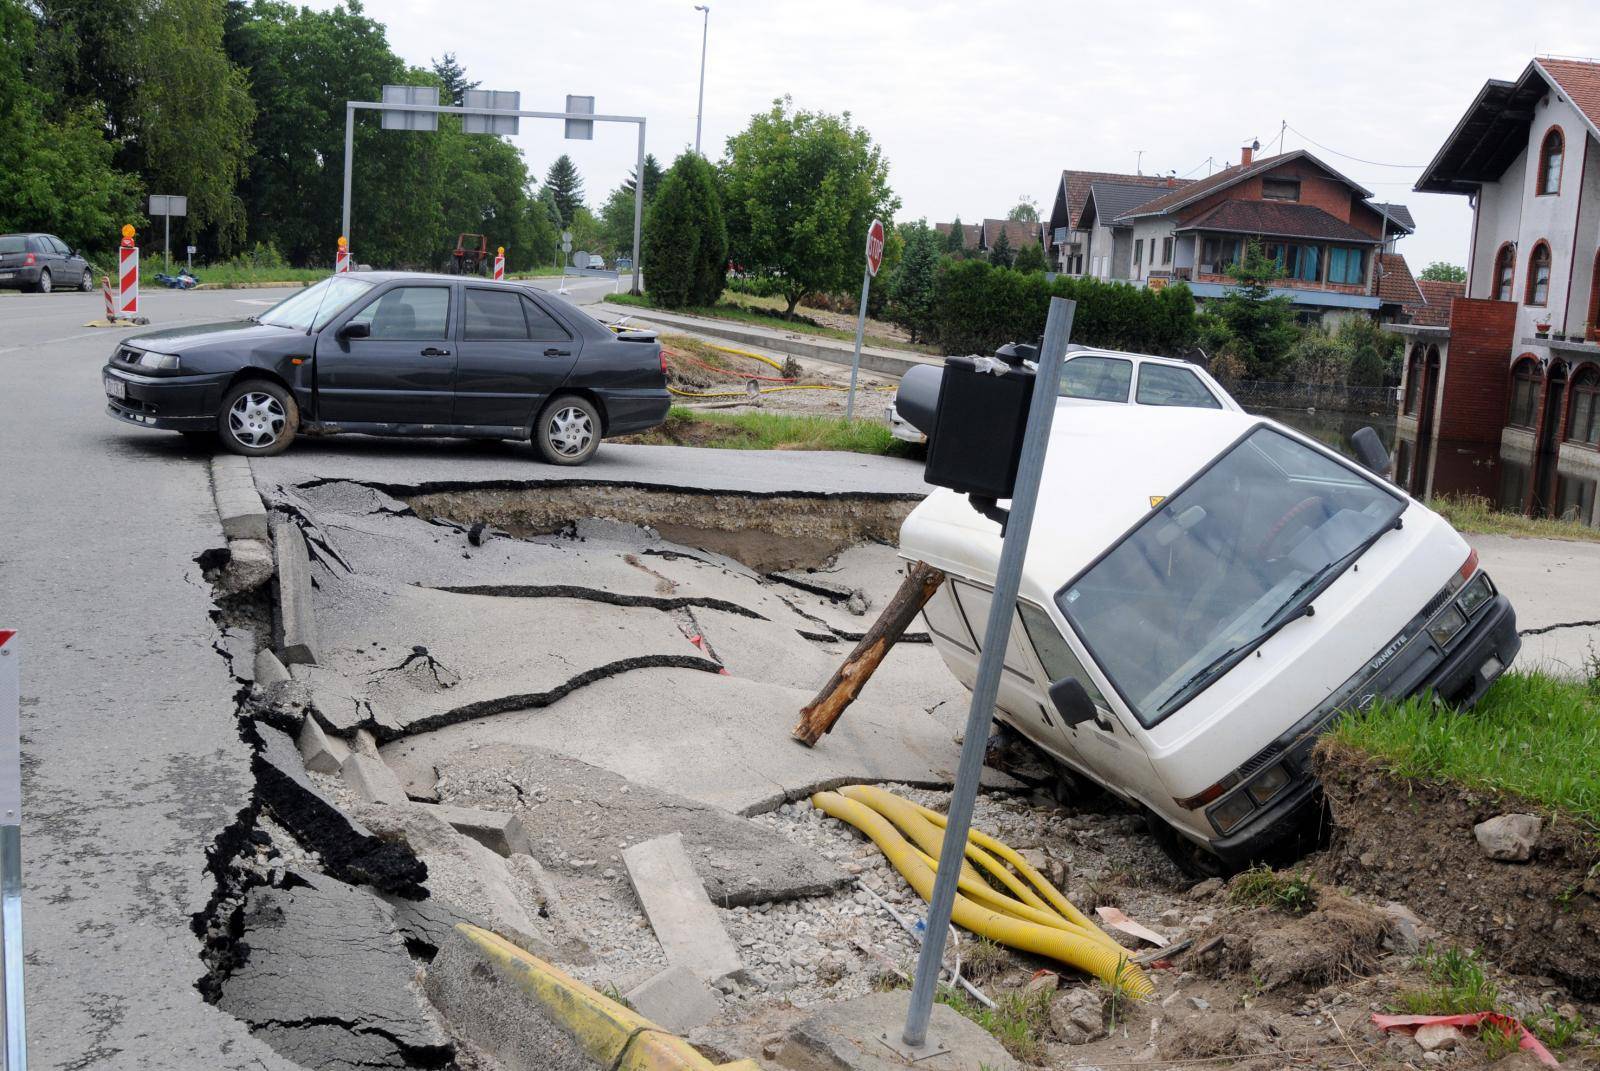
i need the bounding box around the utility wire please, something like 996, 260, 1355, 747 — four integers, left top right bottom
1284, 123, 1425, 168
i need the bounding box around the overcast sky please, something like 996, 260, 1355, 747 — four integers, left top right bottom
330, 0, 1600, 270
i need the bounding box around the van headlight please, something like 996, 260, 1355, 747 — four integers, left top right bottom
1208, 791, 1256, 834
1245, 763, 1292, 805
137, 350, 181, 370
1457, 574, 1493, 618
1427, 604, 1468, 647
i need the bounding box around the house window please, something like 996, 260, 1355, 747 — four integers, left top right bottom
1262, 178, 1301, 202
1200, 236, 1239, 273
1569, 366, 1600, 447
1538, 127, 1564, 195
1162, 236, 1173, 264
1327, 246, 1366, 285
1526, 241, 1552, 306
1134, 240, 1143, 270
1268, 242, 1323, 283
1588, 248, 1600, 339
1509, 357, 1542, 428
1493, 243, 1516, 301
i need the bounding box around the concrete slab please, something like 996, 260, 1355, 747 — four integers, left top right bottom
624, 833, 743, 983
776, 990, 1019, 1071
625, 964, 721, 1034
420, 744, 848, 905
272, 515, 321, 665
341, 751, 410, 804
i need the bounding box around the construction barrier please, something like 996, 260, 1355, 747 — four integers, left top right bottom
335, 236, 350, 274
102, 275, 114, 321
493, 247, 505, 281
118, 225, 139, 318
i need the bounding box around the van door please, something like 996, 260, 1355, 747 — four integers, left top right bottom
1014, 600, 1162, 806
946, 581, 1063, 749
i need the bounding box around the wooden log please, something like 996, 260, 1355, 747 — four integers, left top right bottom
791, 561, 946, 747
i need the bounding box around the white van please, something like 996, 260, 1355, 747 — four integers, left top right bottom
888, 347, 1240, 443
901, 405, 1520, 874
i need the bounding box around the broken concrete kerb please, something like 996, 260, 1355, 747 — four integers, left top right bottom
212, 453, 270, 541
623, 832, 744, 984
272, 514, 321, 666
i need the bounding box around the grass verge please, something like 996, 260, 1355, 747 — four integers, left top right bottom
1393, 943, 1591, 1050
937, 984, 1053, 1064
189, 265, 326, 287
1228, 866, 1317, 914
1327, 670, 1600, 824
607, 291, 938, 355
619, 407, 918, 457
1429, 493, 1600, 543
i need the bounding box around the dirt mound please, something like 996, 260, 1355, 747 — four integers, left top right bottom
1315, 742, 1600, 998
1157, 1010, 1281, 1061
1188, 889, 1390, 992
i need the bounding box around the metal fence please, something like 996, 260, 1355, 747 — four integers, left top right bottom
1224, 380, 1398, 414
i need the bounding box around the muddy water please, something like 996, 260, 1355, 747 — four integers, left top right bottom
405, 485, 919, 572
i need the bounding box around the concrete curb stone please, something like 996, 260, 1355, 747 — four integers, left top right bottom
623, 833, 743, 983
271, 515, 321, 665
212, 454, 270, 541
341, 752, 410, 805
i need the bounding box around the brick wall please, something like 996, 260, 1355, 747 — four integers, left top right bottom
1436, 297, 1519, 443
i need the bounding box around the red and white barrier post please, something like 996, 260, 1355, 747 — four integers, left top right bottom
493, 246, 505, 282
102, 275, 115, 321
117, 224, 139, 319
335, 235, 350, 274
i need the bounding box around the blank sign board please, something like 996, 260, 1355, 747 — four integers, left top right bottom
463, 89, 520, 135
381, 84, 439, 131
148, 195, 187, 217
565, 94, 594, 140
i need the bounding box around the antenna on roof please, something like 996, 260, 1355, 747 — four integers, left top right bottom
1134, 149, 1146, 175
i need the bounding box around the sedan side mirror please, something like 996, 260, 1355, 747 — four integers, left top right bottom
338, 321, 370, 340
1048, 677, 1099, 727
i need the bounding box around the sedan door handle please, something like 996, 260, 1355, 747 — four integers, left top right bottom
543, 348, 572, 357
421, 347, 451, 357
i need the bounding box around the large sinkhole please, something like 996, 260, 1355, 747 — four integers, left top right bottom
404, 484, 922, 572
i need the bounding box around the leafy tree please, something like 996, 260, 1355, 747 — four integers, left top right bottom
1213, 241, 1300, 378
987, 227, 1013, 268
643, 152, 726, 306
721, 96, 899, 317
1012, 241, 1047, 273
598, 154, 666, 263
430, 51, 478, 105
888, 220, 940, 341
1420, 260, 1467, 282
544, 154, 585, 226
130, 0, 255, 249
944, 216, 967, 255
1007, 195, 1038, 223
1287, 332, 1349, 386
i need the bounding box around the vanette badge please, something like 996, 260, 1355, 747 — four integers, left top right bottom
1370, 633, 1408, 672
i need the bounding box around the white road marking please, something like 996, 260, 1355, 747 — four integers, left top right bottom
235, 299, 275, 306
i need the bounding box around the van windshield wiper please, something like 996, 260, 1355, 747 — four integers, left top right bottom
1261, 515, 1404, 633
1155, 641, 1257, 718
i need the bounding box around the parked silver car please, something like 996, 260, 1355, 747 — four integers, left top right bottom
0, 233, 94, 293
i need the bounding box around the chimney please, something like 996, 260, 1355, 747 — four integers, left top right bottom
1166, 174, 1176, 187
1241, 144, 1254, 167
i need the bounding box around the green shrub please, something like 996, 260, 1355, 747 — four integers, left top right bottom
643, 153, 726, 309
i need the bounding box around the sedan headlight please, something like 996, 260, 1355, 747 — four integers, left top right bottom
1457, 573, 1494, 618
1208, 790, 1256, 834
137, 350, 182, 370
1427, 604, 1468, 648
1245, 762, 1292, 806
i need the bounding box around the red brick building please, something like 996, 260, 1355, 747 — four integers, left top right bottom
1396, 57, 1600, 525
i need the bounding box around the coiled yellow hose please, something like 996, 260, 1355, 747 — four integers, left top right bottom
811, 786, 1153, 998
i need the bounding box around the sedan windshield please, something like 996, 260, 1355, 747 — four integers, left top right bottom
1058, 426, 1404, 727
258, 275, 375, 330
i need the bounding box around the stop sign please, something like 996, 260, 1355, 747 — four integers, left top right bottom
865, 219, 885, 277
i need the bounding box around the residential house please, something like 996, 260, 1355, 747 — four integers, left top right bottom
934, 218, 1042, 258
1045, 171, 1189, 275
1395, 56, 1600, 525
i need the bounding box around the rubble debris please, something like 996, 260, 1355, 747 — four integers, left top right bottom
775, 990, 1018, 1071
251, 724, 426, 895
423, 743, 848, 905
1049, 984, 1107, 1044
791, 560, 945, 746
297, 715, 349, 774
215, 871, 453, 1071
625, 964, 722, 1034
1474, 813, 1542, 862
414, 802, 533, 857
341, 752, 410, 805
219, 537, 274, 594
271, 515, 321, 665
624, 832, 745, 983
1156, 1009, 1280, 1061
1188, 888, 1388, 991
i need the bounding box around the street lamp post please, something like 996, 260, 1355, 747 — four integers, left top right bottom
693, 5, 710, 155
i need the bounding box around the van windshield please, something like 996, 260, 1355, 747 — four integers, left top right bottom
1057, 426, 1404, 727
258, 275, 374, 330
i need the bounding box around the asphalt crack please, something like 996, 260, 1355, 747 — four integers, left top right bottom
428, 583, 768, 620
1520, 618, 1600, 636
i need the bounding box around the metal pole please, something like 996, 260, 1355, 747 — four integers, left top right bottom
845, 264, 871, 419
342, 102, 355, 250
0, 629, 25, 1071
901, 298, 1075, 1050
163, 213, 170, 274
694, 6, 709, 155
631, 120, 646, 295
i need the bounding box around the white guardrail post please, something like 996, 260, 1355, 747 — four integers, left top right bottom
0, 629, 24, 1071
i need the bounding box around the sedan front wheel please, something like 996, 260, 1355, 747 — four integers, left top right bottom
219, 380, 299, 457
534, 394, 601, 466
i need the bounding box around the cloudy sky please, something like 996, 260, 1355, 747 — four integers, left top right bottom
334, 0, 1599, 270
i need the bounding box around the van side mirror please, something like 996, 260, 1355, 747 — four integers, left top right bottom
1351, 426, 1390, 477
1048, 677, 1099, 727
338, 321, 370, 340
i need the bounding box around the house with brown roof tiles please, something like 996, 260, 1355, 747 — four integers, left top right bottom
1045, 170, 1188, 275
1392, 56, 1600, 524
933, 218, 1042, 258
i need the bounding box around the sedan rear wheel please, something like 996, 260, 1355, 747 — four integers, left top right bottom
534, 394, 601, 466
35, 269, 51, 294
219, 380, 298, 457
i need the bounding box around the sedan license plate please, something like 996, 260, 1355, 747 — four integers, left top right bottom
0, 272, 13, 280
105, 376, 126, 400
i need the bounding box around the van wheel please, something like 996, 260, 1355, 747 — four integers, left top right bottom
219, 380, 298, 457
1144, 811, 1233, 879
533, 394, 601, 465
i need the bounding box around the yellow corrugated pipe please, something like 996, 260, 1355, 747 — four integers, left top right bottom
811, 786, 1153, 999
